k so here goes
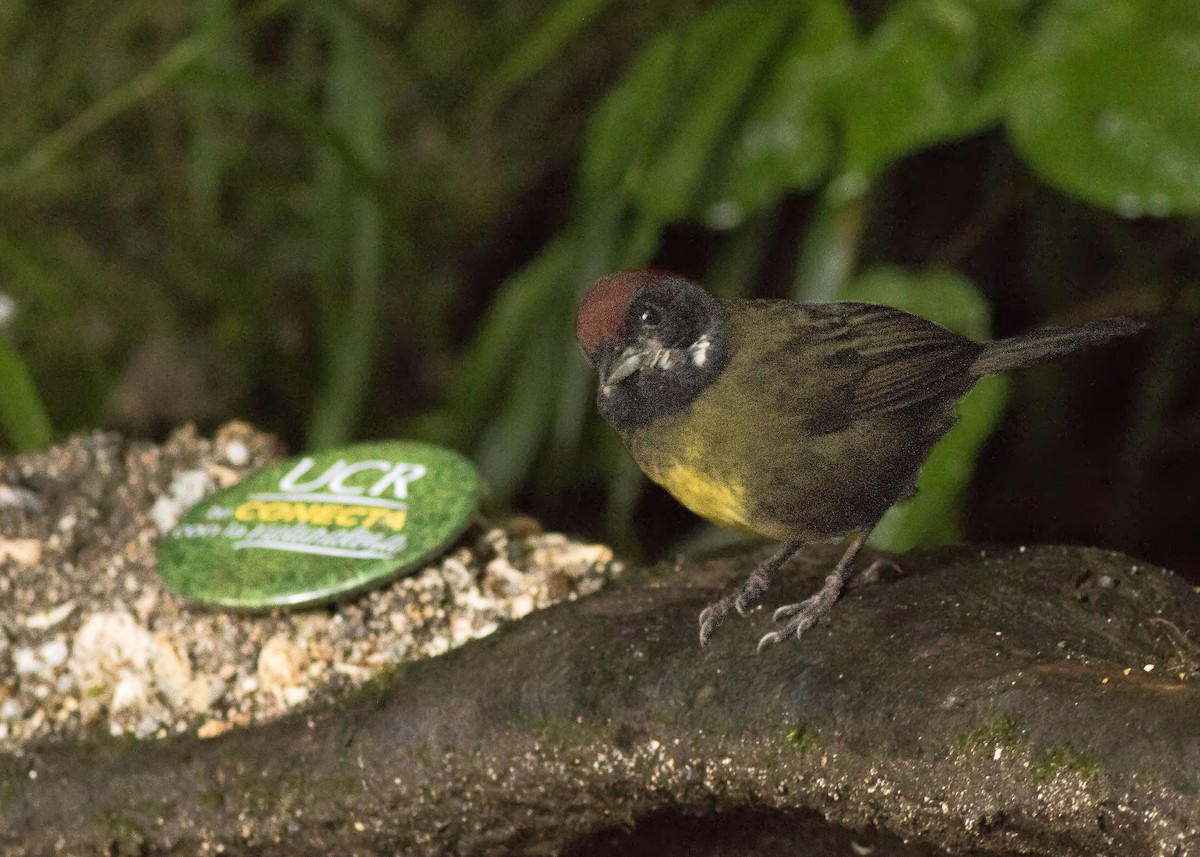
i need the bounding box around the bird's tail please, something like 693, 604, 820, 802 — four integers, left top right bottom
969, 317, 1144, 377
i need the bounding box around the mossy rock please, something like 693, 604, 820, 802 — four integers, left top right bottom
4, 542, 1200, 855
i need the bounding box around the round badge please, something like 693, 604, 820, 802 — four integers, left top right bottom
157, 441, 481, 609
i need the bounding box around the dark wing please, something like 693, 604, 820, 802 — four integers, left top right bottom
835, 302, 983, 415
787, 302, 983, 432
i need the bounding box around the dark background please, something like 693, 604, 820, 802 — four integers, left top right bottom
0, 0, 1196, 579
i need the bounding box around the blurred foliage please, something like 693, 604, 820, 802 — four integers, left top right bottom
0, 333, 51, 451
0, 0, 1196, 561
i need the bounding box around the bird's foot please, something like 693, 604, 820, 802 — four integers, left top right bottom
756, 564, 851, 652
698, 595, 734, 649
847, 557, 903, 591
698, 576, 766, 648
698, 540, 804, 649
754, 527, 884, 652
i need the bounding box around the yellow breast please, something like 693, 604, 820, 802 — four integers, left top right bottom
654, 461, 756, 534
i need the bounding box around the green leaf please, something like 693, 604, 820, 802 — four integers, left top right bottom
579, 33, 677, 209
307, 6, 388, 449
633, 4, 798, 228
580, 4, 801, 226
844, 265, 992, 338
0, 0, 297, 189
474, 322, 565, 502
791, 181, 868, 302
0, 335, 52, 451
841, 266, 1009, 550
633, 3, 801, 229
484, 0, 613, 105
837, 0, 1023, 180
1007, 0, 1200, 216
178, 64, 391, 212
408, 3, 487, 86
706, 0, 855, 226
438, 238, 576, 448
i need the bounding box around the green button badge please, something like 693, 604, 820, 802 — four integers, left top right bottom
157, 441, 481, 609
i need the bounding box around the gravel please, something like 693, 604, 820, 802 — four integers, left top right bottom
0, 423, 623, 749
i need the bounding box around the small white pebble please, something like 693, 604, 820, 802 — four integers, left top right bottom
133, 715, 161, 739
197, 719, 231, 740
13, 647, 43, 674
510, 594, 535, 619
149, 496, 182, 533
238, 676, 259, 694
0, 537, 42, 565
153, 641, 194, 708
170, 469, 213, 507
25, 601, 76, 630
111, 673, 149, 712
449, 615, 474, 645
1144, 664, 1155, 672
282, 686, 309, 707
0, 484, 41, 512
38, 639, 69, 669
223, 440, 250, 467
257, 635, 308, 702
184, 677, 221, 713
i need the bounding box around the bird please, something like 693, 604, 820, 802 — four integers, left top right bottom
574, 269, 1144, 652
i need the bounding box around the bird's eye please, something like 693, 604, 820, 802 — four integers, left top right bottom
640, 305, 661, 326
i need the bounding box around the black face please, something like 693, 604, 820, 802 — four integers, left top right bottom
595, 275, 728, 434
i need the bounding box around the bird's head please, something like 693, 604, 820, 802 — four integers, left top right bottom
575, 270, 727, 429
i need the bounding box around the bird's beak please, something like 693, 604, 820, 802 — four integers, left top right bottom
600, 346, 647, 392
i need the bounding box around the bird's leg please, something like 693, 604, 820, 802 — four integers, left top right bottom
757, 523, 879, 653
698, 539, 804, 649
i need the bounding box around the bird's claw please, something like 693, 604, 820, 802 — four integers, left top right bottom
699, 575, 770, 647
771, 595, 817, 623
704, 582, 830, 651
755, 630, 785, 652
698, 540, 806, 649
758, 592, 835, 651
698, 600, 728, 649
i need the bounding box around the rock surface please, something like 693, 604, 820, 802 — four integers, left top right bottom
3, 533, 1200, 856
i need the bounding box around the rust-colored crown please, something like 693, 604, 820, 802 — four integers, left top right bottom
575, 270, 658, 358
